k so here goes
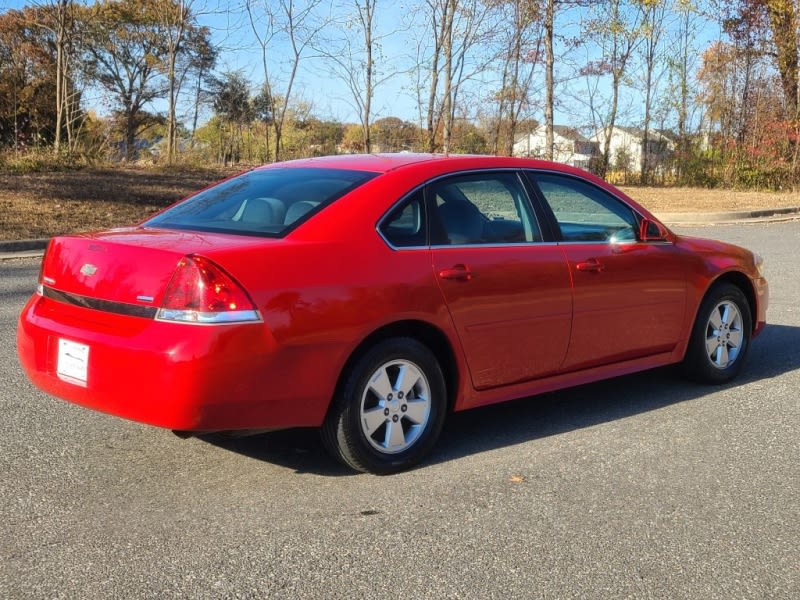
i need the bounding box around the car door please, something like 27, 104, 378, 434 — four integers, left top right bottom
527, 171, 687, 372
428, 171, 573, 390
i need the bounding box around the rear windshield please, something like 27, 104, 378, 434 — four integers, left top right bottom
145, 167, 377, 237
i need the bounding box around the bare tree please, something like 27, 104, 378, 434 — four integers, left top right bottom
540, 0, 591, 160
155, 0, 191, 163
28, 1, 77, 154
246, 0, 327, 161
637, 0, 669, 183
543, 0, 555, 159
316, 0, 400, 153
586, 0, 647, 176
418, 0, 493, 152
491, 0, 542, 156
671, 0, 702, 173
153, 1, 215, 162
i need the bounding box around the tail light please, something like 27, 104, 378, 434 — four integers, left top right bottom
156, 255, 261, 324
36, 240, 54, 296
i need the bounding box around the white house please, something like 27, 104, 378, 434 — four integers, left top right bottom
590, 126, 674, 174
512, 125, 598, 169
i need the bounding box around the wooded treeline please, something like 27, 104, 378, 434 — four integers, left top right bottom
0, 0, 798, 188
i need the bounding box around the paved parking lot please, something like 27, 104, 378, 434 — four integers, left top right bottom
2, 222, 798, 599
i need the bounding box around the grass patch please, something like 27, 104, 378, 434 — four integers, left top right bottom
1, 167, 799, 241
0, 165, 242, 239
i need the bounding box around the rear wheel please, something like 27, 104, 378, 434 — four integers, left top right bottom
683, 283, 752, 384
322, 338, 447, 474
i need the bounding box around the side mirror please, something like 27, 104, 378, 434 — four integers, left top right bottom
639, 218, 669, 242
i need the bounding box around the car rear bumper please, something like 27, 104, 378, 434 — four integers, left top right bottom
17, 294, 331, 431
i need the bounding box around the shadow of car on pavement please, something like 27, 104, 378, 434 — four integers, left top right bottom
200, 323, 798, 476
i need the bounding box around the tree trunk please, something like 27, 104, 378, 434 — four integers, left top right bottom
493, 57, 510, 155
677, 7, 689, 182
601, 71, 621, 177
55, 27, 63, 153
427, 3, 445, 153
53, 0, 72, 154
504, 4, 523, 157
362, 0, 374, 153
125, 110, 136, 161
190, 64, 203, 149
764, 0, 798, 119
544, 0, 555, 161
441, 0, 455, 154
167, 51, 178, 163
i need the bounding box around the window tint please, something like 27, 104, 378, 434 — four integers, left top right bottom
380, 191, 426, 247
429, 173, 540, 245
533, 173, 637, 243
146, 168, 377, 237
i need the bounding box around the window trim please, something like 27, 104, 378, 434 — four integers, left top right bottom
522, 169, 664, 245
376, 168, 548, 251
424, 169, 544, 248
375, 183, 431, 251
375, 186, 429, 250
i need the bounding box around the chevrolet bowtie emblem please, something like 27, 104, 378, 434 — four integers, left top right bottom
80, 264, 98, 277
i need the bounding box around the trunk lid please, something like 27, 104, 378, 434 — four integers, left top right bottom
41, 227, 276, 308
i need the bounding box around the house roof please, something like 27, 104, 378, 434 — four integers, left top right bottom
514, 125, 593, 144
552, 125, 591, 142
592, 125, 674, 142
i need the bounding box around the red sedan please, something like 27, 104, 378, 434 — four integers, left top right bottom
17, 154, 768, 473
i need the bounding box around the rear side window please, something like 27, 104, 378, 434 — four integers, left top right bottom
429, 172, 541, 245
146, 168, 377, 237
379, 191, 426, 248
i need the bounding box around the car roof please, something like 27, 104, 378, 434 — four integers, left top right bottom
255, 153, 580, 175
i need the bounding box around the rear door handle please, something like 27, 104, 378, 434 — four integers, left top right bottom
576, 258, 604, 272
438, 264, 473, 281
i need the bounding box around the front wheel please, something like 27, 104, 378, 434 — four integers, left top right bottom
322, 338, 447, 475
683, 283, 752, 384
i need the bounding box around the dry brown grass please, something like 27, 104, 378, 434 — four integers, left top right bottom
0, 166, 240, 240
620, 186, 800, 214
1, 167, 799, 240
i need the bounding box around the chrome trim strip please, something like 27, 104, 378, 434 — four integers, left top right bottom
42, 286, 158, 319
435, 241, 561, 249
155, 308, 263, 325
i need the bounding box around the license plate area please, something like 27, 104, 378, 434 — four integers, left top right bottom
57, 338, 89, 387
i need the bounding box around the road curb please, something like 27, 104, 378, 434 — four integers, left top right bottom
1, 206, 799, 260
655, 206, 800, 225
0, 238, 49, 260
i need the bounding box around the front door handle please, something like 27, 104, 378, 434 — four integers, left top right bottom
438, 264, 473, 281
576, 258, 604, 272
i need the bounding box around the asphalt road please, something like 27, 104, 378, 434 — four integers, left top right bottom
2, 223, 798, 599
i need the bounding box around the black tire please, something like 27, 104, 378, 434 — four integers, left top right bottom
321, 337, 447, 475
683, 282, 752, 384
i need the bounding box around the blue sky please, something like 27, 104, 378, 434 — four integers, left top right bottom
2, 0, 724, 133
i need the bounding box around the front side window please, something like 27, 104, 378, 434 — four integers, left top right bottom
146, 168, 377, 237
429, 172, 541, 245
531, 173, 638, 243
